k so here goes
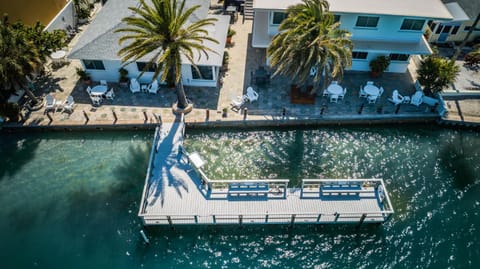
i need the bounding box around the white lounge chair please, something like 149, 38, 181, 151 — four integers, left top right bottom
105, 88, 115, 100
130, 78, 141, 94
147, 80, 159, 94
388, 90, 404, 105
410, 91, 423, 107
45, 94, 56, 112
231, 95, 247, 110
246, 87, 259, 102
63, 95, 75, 112
359, 85, 367, 98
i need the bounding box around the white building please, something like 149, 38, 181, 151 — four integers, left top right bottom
69, 0, 229, 87
251, 0, 453, 73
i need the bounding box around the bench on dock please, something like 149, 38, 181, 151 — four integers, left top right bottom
320, 182, 369, 196
228, 182, 269, 196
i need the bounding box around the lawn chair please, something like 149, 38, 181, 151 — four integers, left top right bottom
105, 88, 115, 100
130, 78, 141, 93
246, 87, 259, 102
410, 91, 423, 107
147, 80, 159, 94
231, 95, 247, 111
359, 85, 367, 98
388, 90, 404, 105
330, 94, 339, 103
63, 95, 75, 113
90, 95, 102, 106
45, 94, 56, 112
367, 95, 378, 104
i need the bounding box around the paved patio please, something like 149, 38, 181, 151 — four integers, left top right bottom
11, 3, 443, 128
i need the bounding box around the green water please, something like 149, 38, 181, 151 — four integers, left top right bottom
0, 126, 479, 268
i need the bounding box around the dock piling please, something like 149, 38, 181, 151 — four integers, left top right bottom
356, 213, 367, 229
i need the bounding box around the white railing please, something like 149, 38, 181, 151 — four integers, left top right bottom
138, 126, 161, 215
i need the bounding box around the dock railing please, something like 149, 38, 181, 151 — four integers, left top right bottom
138, 126, 162, 215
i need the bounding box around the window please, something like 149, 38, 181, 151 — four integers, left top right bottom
271, 12, 287, 25
191, 65, 213, 80
83, 60, 105, 70
400, 19, 425, 31
355, 16, 379, 28
464, 26, 480, 32
136, 62, 157, 72
352, 51, 368, 59
389, 54, 410, 61
333, 15, 341, 23
435, 25, 442, 34
441, 25, 452, 33
451, 26, 460, 35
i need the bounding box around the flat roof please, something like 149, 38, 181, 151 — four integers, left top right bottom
254, 0, 453, 20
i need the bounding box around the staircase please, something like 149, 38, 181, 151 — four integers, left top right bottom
243, 0, 254, 21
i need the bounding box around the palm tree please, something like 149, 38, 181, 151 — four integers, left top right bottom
116, 0, 218, 109
0, 15, 42, 104
268, 0, 352, 94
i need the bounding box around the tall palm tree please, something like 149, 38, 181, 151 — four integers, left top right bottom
116, 0, 218, 109
0, 15, 42, 104
268, 0, 352, 94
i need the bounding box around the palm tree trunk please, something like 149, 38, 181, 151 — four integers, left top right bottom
451, 13, 480, 60
175, 80, 189, 109
25, 89, 39, 105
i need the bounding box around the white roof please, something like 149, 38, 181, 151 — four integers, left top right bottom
254, 0, 453, 20
444, 2, 469, 22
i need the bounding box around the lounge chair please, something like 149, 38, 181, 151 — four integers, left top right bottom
246, 87, 259, 102
130, 78, 141, 93
410, 91, 423, 107
105, 88, 115, 100
231, 95, 247, 110
359, 85, 367, 98
63, 95, 75, 112
147, 80, 159, 94
388, 90, 404, 105
45, 94, 56, 112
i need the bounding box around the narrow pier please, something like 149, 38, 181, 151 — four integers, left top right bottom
138, 122, 394, 226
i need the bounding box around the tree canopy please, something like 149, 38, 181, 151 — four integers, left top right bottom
417, 55, 460, 96
267, 0, 352, 94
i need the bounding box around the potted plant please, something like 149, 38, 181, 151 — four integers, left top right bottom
222, 107, 228, 118
118, 68, 129, 87
226, 27, 236, 45
76, 67, 92, 85
369, 56, 390, 78
77, 7, 90, 24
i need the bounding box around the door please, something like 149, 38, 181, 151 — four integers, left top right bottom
438, 25, 452, 43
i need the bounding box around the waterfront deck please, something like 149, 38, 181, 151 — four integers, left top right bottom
138, 125, 394, 226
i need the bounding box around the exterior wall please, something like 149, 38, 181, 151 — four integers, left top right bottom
82, 60, 218, 87
44, 0, 75, 32
428, 20, 480, 43
254, 9, 427, 73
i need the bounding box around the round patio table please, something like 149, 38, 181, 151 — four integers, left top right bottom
90, 85, 108, 96
327, 84, 343, 95
364, 85, 380, 96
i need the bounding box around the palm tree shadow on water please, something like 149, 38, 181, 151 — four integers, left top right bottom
0, 133, 41, 181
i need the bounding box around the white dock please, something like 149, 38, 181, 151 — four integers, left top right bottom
138, 124, 394, 226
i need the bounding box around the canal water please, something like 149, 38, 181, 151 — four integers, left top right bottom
0, 0, 66, 25
0, 126, 479, 268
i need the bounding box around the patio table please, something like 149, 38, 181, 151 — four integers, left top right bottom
327, 84, 343, 95
90, 85, 108, 97
364, 85, 380, 96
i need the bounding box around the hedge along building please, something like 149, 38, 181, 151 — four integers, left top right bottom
251, 0, 453, 73
68, 0, 229, 87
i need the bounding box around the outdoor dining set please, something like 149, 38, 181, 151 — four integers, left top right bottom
86, 80, 116, 106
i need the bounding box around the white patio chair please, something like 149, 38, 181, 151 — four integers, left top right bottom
86, 86, 92, 96
410, 91, 423, 107
338, 88, 347, 100
359, 85, 367, 98
367, 81, 374, 85
231, 95, 247, 110
379, 87, 384, 96
45, 94, 56, 112
105, 88, 115, 100
330, 94, 339, 103
130, 78, 141, 94
63, 95, 75, 112
367, 95, 378, 104
90, 95, 102, 106
388, 90, 404, 105
147, 80, 159, 94
100, 80, 107, 86
246, 86, 259, 102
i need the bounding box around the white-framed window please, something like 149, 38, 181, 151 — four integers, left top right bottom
352, 51, 368, 59
389, 53, 410, 62
191, 65, 214, 80
83, 60, 105, 70
400, 19, 425, 31
355, 16, 379, 28
270, 12, 287, 25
